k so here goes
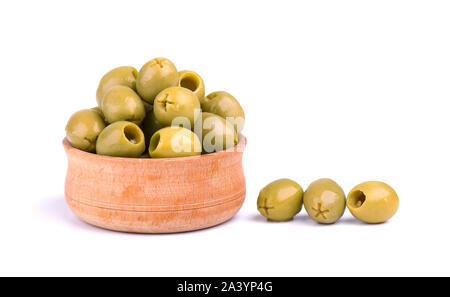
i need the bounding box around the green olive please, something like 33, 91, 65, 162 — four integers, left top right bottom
142, 111, 165, 147
199, 97, 208, 106
153, 87, 201, 127
347, 181, 399, 224
303, 178, 346, 224
96, 121, 145, 157
136, 57, 179, 104
177, 70, 205, 101
202, 91, 245, 133
257, 178, 303, 221
66, 109, 106, 152
96, 66, 138, 107
149, 127, 201, 158
196, 112, 237, 153
91, 106, 105, 121
101, 86, 146, 125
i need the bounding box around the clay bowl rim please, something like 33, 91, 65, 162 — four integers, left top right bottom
63, 134, 246, 163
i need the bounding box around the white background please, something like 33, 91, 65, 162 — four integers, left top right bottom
1, 0, 449, 276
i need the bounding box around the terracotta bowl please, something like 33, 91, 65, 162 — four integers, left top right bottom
63, 136, 246, 233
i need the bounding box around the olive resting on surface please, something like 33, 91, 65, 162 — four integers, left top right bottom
153, 86, 200, 127
136, 57, 178, 104
101, 86, 146, 125
303, 178, 346, 224
347, 181, 399, 224
96, 121, 145, 158
66, 109, 106, 152
149, 127, 201, 158
96, 66, 138, 107
257, 178, 304, 222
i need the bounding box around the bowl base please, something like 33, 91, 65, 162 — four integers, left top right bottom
66, 193, 245, 233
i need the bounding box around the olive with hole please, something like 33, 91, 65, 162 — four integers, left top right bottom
136, 57, 179, 104
101, 86, 146, 125
96, 66, 138, 107
257, 178, 303, 221
66, 109, 106, 152
196, 112, 237, 153
303, 178, 346, 224
142, 111, 165, 147
347, 181, 399, 224
149, 127, 201, 158
202, 91, 245, 133
96, 121, 145, 157
177, 70, 205, 101
153, 86, 200, 127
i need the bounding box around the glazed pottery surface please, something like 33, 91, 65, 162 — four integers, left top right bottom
63, 136, 246, 233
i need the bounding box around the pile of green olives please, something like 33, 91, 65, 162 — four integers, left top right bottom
65, 57, 245, 158
257, 178, 399, 224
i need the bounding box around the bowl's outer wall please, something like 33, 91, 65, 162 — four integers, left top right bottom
63, 137, 246, 233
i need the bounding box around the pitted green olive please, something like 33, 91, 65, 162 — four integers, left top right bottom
347, 181, 399, 224
96, 66, 138, 107
196, 112, 237, 153
304, 178, 346, 224
101, 86, 146, 125
153, 87, 200, 127
66, 109, 106, 152
202, 91, 245, 133
96, 121, 145, 157
136, 57, 178, 104
257, 179, 304, 221
178, 70, 205, 101
149, 127, 201, 158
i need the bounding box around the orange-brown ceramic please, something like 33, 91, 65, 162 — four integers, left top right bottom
63, 136, 246, 233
